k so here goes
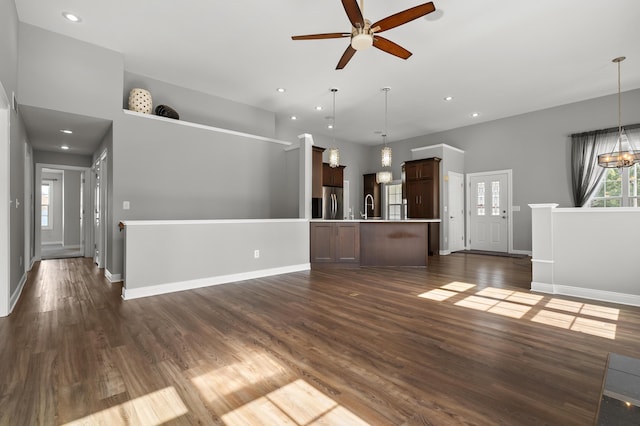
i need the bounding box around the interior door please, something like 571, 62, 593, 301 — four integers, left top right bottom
469, 172, 509, 252
448, 172, 464, 252
93, 154, 107, 267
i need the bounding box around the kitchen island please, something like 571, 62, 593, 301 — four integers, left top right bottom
310, 219, 441, 267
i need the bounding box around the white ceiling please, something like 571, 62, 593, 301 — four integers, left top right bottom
14, 0, 640, 148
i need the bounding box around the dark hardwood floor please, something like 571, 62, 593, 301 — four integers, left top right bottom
1, 254, 639, 425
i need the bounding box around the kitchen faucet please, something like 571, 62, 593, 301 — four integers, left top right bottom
364, 194, 374, 220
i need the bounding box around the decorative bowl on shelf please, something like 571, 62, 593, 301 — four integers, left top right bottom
155, 104, 179, 120
128, 88, 152, 114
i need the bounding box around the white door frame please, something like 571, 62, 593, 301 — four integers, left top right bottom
448, 171, 465, 253
0, 82, 11, 317
93, 150, 108, 268
35, 163, 91, 261
465, 169, 513, 253
24, 143, 33, 271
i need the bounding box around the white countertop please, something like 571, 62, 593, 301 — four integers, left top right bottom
310, 219, 441, 223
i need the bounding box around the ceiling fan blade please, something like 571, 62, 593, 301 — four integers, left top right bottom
372, 2, 436, 33
336, 45, 357, 69
292, 33, 351, 40
341, 0, 364, 28
373, 36, 412, 59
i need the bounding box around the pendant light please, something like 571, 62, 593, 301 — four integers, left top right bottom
597, 56, 640, 168
377, 87, 393, 184
328, 88, 340, 168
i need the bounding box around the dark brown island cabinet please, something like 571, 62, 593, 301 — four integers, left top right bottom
403, 157, 441, 255
310, 222, 360, 263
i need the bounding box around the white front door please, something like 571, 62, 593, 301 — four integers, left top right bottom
448, 172, 465, 252
468, 171, 510, 252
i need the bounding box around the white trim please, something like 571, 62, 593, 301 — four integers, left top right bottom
531, 258, 554, 264
121, 218, 310, 227
511, 249, 532, 256
531, 282, 640, 308
465, 169, 513, 253
411, 143, 465, 154
439, 249, 451, 255
42, 241, 64, 246
9, 272, 28, 314
529, 203, 559, 209
122, 263, 311, 300
0, 82, 10, 317
531, 281, 555, 294
553, 207, 640, 213
105, 269, 122, 283
123, 109, 293, 146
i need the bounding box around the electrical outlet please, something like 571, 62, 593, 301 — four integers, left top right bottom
254, 250, 260, 259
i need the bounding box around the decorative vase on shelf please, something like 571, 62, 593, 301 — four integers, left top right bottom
155, 104, 179, 120
128, 88, 152, 114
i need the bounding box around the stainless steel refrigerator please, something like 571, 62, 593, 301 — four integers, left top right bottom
322, 187, 344, 220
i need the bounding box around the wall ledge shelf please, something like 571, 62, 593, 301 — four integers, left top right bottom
122, 109, 293, 146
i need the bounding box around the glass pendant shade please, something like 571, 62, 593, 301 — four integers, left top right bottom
598, 56, 640, 168
376, 170, 393, 184
381, 146, 392, 167
328, 148, 340, 168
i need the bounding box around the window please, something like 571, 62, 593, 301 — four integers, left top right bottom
41, 181, 53, 229
590, 163, 640, 207
386, 183, 404, 220
476, 182, 485, 216
491, 181, 500, 216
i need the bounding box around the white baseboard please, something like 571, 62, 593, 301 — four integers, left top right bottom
10, 272, 28, 314
511, 249, 532, 256
105, 269, 122, 283
531, 281, 640, 307
121, 263, 311, 300
439, 250, 451, 255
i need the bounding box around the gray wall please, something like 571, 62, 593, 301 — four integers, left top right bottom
366, 88, 640, 252
124, 72, 276, 137
18, 23, 123, 120
277, 120, 370, 219
33, 151, 93, 168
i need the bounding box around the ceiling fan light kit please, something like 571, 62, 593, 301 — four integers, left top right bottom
292, 0, 436, 69
351, 33, 373, 50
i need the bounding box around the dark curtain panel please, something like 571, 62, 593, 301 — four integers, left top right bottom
570, 129, 618, 207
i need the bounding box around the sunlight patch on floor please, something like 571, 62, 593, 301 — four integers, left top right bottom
190, 352, 368, 425
420, 282, 619, 339
64, 386, 188, 425
221, 379, 369, 426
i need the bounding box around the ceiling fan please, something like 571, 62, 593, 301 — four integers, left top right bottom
292, 0, 436, 69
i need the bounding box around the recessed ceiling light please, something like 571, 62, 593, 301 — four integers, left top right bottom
60, 129, 73, 134
62, 12, 81, 22
444, 96, 453, 101
328, 124, 333, 129
471, 112, 480, 118
276, 88, 286, 93
61, 145, 70, 150
315, 106, 323, 111
290, 115, 297, 120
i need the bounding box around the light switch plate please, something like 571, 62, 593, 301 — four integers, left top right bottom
123, 201, 130, 210
512, 205, 521, 212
